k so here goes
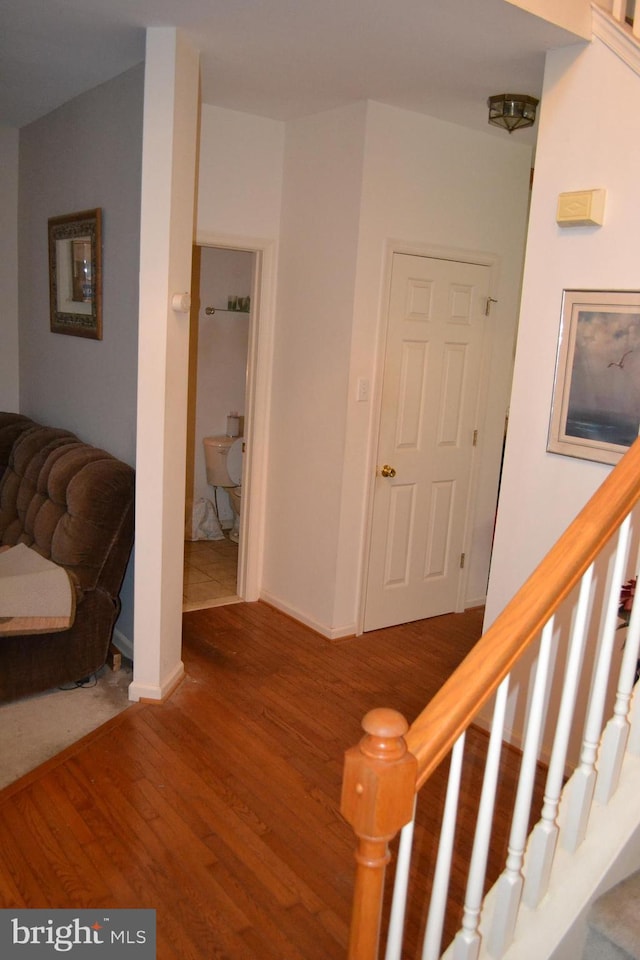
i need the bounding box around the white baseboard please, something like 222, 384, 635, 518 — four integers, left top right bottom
465, 595, 487, 611
259, 590, 356, 641
128, 660, 185, 702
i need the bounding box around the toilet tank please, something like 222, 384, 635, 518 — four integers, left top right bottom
203, 435, 235, 486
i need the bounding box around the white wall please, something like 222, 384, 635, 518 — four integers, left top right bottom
261, 100, 532, 637
484, 36, 640, 751
197, 105, 284, 241
261, 101, 368, 634
347, 103, 533, 626
18, 65, 144, 644
0, 126, 19, 411
486, 37, 640, 621
505, 0, 591, 37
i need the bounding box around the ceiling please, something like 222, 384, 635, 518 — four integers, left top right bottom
1, 0, 585, 138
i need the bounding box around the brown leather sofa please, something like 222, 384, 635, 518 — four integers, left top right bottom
0, 412, 135, 702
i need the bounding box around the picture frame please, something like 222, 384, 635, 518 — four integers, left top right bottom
548, 289, 640, 465
48, 208, 102, 339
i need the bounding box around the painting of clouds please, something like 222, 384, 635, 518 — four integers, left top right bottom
549, 291, 640, 464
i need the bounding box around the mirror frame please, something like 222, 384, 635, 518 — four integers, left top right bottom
48, 208, 102, 339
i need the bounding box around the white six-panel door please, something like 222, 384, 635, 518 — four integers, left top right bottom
364, 253, 490, 631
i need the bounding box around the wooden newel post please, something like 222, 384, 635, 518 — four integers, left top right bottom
341, 707, 417, 960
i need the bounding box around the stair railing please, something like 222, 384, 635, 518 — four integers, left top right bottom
597, 0, 640, 38
610, 0, 639, 37
341, 436, 640, 959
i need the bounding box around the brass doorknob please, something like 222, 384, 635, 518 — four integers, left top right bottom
380, 464, 396, 478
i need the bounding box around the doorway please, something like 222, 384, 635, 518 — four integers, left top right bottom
363, 251, 492, 631
183, 244, 257, 610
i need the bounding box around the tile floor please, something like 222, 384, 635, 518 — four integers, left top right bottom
182, 536, 239, 611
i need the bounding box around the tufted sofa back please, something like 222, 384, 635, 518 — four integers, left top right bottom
0, 413, 33, 478
0, 414, 135, 598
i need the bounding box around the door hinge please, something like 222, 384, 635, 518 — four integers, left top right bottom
472, 429, 478, 447
485, 297, 498, 316
460, 552, 466, 569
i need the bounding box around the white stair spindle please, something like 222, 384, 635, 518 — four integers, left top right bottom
452, 677, 509, 960
384, 794, 418, 960
487, 620, 555, 958
634, 2, 640, 41
595, 532, 640, 803
630, 686, 640, 755
562, 517, 632, 852
611, 0, 625, 23
523, 565, 594, 908
421, 733, 466, 960
384, 799, 417, 960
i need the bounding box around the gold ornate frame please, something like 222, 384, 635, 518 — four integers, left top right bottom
48, 208, 102, 339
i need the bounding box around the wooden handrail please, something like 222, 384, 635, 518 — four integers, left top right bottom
407, 436, 640, 788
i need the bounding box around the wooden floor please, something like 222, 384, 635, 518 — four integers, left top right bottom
0, 601, 540, 959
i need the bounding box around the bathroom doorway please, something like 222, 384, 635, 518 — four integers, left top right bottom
183, 244, 257, 611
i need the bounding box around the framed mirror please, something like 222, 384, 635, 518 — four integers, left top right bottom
48, 208, 102, 339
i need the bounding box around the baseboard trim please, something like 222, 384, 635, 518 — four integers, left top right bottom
128, 661, 185, 703
259, 590, 356, 641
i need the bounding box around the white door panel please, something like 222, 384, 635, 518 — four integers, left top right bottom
364, 253, 490, 631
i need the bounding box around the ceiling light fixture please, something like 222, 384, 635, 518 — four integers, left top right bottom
487, 93, 539, 133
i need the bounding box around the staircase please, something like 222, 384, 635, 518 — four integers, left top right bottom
341, 414, 640, 960
609, 0, 639, 36
340, 439, 640, 960
585, 870, 640, 959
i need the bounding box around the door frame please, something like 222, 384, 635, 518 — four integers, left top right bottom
195, 230, 277, 601
358, 238, 500, 633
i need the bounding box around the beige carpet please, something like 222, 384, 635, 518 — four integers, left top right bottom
0, 661, 133, 790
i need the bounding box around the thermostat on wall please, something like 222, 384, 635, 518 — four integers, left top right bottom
557, 189, 606, 227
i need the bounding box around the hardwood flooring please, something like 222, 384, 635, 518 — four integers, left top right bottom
0, 601, 541, 959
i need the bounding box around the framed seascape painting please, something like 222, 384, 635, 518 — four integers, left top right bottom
548, 290, 640, 465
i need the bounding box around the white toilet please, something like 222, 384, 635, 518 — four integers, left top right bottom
203, 435, 244, 542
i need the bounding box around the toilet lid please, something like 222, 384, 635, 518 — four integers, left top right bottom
227, 437, 243, 485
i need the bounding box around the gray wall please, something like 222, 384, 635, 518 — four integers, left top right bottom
18, 64, 144, 642
0, 126, 19, 410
